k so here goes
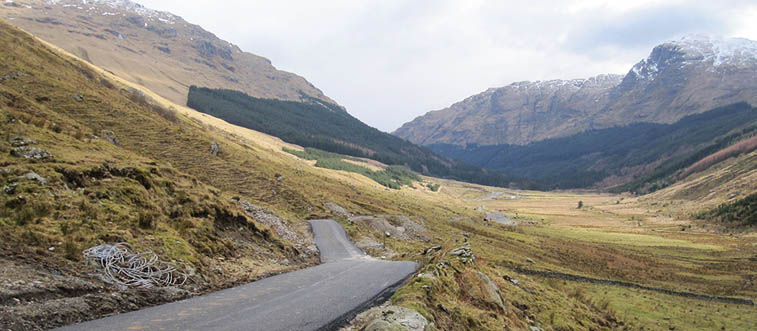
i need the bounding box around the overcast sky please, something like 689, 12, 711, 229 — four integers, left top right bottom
139, 0, 757, 132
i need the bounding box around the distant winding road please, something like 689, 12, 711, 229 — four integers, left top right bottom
58, 219, 418, 331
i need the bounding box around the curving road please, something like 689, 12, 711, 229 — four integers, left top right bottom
58, 219, 418, 331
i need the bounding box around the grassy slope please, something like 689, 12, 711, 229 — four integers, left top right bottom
0, 19, 313, 289
283, 147, 421, 189
2, 18, 755, 331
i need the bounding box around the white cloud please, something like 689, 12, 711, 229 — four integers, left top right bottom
138, 0, 757, 132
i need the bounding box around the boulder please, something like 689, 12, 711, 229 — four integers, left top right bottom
448, 242, 474, 263
461, 270, 507, 313
10, 147, 52, 160
210, 141, 220, 156
8, 136, 36, 147
3, 183, 18, 194
364, 306, 429, 331
101, 131, 120, 146
23, 172, 47, 184
350, 215, 429, 242
325, 202, 352, 219
422, 245, 441, 255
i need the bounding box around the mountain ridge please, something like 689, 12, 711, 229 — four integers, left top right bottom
0, 0, 338, 107
395, 35, 757, 147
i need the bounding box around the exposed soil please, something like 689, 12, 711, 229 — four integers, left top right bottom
0, 243, 314, 330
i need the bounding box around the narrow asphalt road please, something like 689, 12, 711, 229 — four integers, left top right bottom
58, 219, 418, 331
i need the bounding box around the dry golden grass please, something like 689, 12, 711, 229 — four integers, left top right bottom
3, 16, 756, 331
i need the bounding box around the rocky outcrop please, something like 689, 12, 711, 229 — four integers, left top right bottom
350, 215, 429, 242
448, 242, 474, 264
10, 147, 51, 160
23, 172, 46, 185
233, 198, 317, 258
395, 35, 757, 147
325, 202, 352, 219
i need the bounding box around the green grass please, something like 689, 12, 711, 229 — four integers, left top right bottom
284, 147, 420, 189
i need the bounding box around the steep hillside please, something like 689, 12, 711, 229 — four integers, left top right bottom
429, 103, 757, 190
0, 0, 335, 106
0, 18, 323, 329
187, 87, 532, 189
395, 35, 757, 146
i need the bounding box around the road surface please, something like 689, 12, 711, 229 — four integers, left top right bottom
58, 219, 418, 331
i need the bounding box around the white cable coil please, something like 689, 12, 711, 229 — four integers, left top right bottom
83, 243, 187, 288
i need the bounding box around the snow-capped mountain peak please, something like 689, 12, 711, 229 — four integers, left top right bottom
672, 34, 757, 66
629, 35, 757, 81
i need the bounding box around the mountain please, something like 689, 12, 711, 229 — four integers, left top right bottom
430, 103, 757, 190
0, 0, 335, 106
395, 74, 623, 146
395, 35, 757, 147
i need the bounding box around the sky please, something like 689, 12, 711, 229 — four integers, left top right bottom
138, 0, 757, 132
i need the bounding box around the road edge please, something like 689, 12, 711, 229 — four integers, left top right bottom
316, 261, 419, 331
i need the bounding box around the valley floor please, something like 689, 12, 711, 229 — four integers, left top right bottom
371, 178, 756, 330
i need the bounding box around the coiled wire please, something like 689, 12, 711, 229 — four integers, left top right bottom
83, 243, 187, 288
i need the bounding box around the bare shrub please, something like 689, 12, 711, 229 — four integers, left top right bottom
152, 104, 179, 123
681, 136, 757, 178
100, 78, 115, 89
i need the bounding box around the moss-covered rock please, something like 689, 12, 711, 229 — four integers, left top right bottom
460, 270, 506, 313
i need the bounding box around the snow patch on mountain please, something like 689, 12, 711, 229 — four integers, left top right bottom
507, 74, 623, 92
46, 0, 177, 24
674, 35, 757, 67
631, 34, 757, 81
